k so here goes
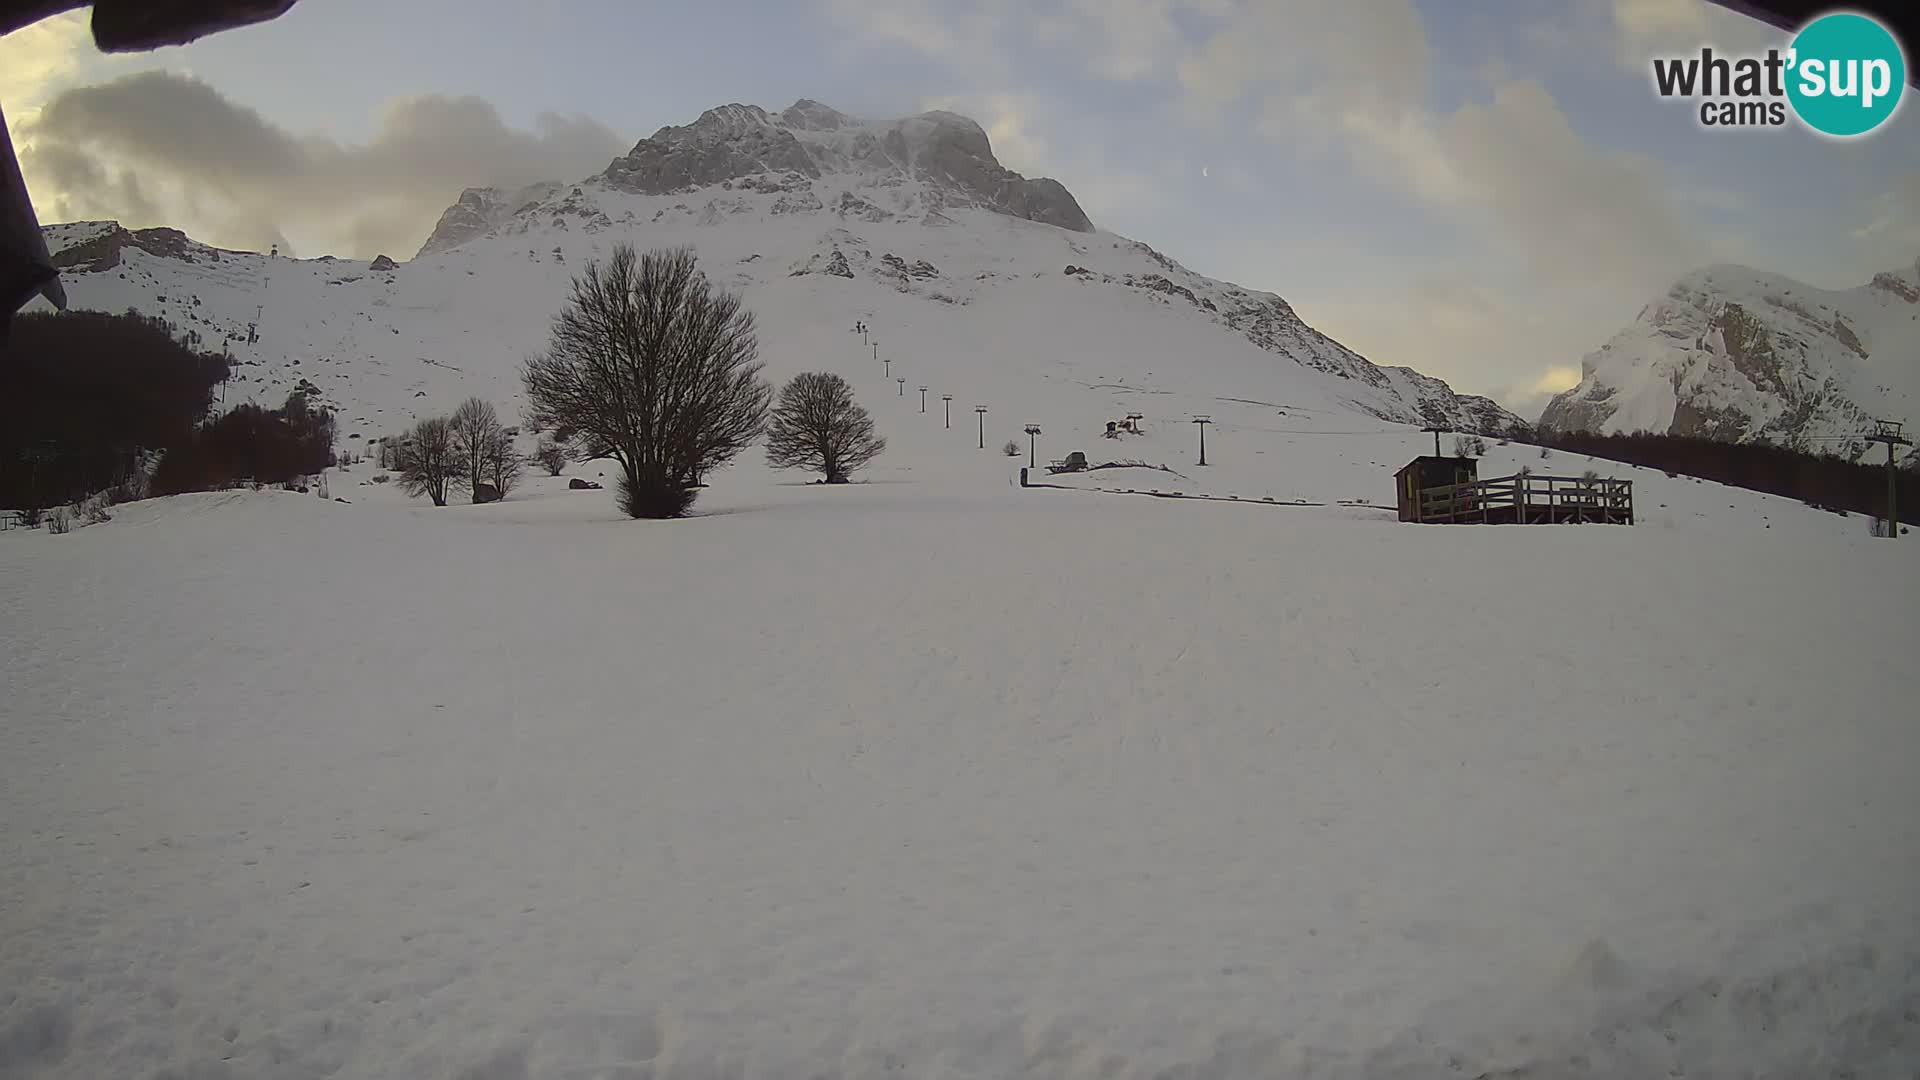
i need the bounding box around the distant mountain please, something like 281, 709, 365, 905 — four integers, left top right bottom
1540, 261, 1920, 457
36, 99, 1525, 441
423, 102, 1094, 260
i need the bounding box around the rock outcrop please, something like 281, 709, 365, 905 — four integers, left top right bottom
1540, 261, 1920, 454
779, 98, 855, 131
600, 105, 820, 196
50, 225, 210, 272
591, 102, 1092, 233
879, 111, 1092, 232
415, 183, 561, 258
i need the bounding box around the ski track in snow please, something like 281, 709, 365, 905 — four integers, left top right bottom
4, 467, 1919, 1079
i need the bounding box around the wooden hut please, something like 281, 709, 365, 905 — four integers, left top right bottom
1394, 456, 1478, 522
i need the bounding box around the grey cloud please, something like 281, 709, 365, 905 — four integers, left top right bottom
20, 70, 627, 258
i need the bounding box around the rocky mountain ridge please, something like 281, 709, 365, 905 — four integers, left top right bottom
1540, 260, 1920, 456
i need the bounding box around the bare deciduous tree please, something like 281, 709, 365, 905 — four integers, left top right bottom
395, 416, 460, 506
450, 397, 504, 502
765, 372, 885, 483
484, 427, 524, 498
522, 245, 770, 518
533, 434, 569, 476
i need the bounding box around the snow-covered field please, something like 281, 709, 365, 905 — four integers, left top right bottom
10, 100, 1918, 1078
6, 451, 1919, 1078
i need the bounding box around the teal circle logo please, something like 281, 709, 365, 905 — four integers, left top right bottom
1786, 12, 1906, 137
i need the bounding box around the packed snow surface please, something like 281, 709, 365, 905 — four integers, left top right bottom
5, 451, 1918, 1078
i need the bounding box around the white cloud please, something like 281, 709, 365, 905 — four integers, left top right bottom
0, 10, 133, 140
19, 71, 625, 258
0, 11, 93, 110
1179, 0, 1432, 119
1038, 0, 1228, 81
1180, 1, 1703, 303
820, 0, 1231, 84
823, 0, 970, 56
1444, 81, 1700, 291
1611, 0, 1777, 70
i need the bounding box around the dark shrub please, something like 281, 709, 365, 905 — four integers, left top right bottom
1, 310, 228, 509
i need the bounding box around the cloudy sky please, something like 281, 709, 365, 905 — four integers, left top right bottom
4, 0, 1917, 415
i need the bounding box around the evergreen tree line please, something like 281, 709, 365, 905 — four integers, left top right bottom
1524, 428, 1918, 524
149, 387, 338, 496
1, 310, 337, 512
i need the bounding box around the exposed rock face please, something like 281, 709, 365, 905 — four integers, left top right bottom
368, 254, 397, 272
1540, 261, 1920, 454
790, 248, 854, 278
1126, 272, 1215, 311
416, 183, 561, 258
591, 102, 1091, 232
873, 253, 942, 292
1024, 179, 1091, 231
833, 191, 892, 222
600, 104, 820, 195
770, 191, 825, 216
50, 226, 209, 272
728, 172, 814, 194
879, 111, 1092, 232
1536, 384, 1614, 435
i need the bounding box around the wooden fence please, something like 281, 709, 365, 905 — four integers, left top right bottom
1417, 473, 1633, 525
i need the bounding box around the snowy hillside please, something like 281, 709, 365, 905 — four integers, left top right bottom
32, 99, 1523, 452
1540, 260, 1920, 455
4, 468, 1917, 1079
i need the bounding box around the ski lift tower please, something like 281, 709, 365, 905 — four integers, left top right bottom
1866, 419, 1912, 539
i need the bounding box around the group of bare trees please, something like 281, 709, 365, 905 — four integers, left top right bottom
391, 244, 884, 517
393, 397, 523, 506
522, 244, 885, 517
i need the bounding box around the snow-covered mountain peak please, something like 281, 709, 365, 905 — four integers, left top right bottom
575, 99, 1095, 232
601, 104, 820, 197
778, 98, 857, 132
654, 103, 783, 144
1542, 258, 1920, 453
